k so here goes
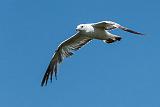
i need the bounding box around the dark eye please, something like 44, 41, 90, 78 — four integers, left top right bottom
81, 26, 84, 28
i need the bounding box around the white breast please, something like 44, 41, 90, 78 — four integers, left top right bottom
91, 28, 107, 40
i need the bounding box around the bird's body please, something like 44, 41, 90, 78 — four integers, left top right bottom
41, 21, 143, 86
76, 24, 115, 40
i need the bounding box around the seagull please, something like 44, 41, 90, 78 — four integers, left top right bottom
41, 21, 143, 86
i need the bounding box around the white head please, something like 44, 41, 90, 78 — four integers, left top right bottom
76, 24, 94, 34
76, 24, 87, 31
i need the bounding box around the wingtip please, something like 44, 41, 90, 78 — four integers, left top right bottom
41, 82, 45, 87
41, 83, 44, 87
134, 31, 145, 36
41, 71, 57, 87
139, 33, 145, 36
41, 79, 46, 87
119, 26, 144, 36
41, 73, 49, 87
135, 32, 145, 36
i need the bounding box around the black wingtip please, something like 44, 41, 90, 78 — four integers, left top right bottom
41, 69, 50, 87
41, 64, 58, 87
41, 76, 45, 87
41, 75, 57, 87
41, 76, 47, 87
125, 28, 144, 35
41, 79, 49, 87
41, 80, 45, 87
119, 26, 144, 36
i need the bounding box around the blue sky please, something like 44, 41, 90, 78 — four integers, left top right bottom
0, 0, 160, 107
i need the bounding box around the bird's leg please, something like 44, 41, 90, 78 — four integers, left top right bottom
104, 35, 122, 44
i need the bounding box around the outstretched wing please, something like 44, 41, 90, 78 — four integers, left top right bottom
41, 32, 92, 86
92, 21, 144, 35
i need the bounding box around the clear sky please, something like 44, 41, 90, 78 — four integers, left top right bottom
0, 0, 160, 107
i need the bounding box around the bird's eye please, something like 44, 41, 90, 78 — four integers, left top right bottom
81, 26, 83, 28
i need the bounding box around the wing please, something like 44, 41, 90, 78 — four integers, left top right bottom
92, 21, 118, 30
92, 21, 144, 35
41, 32, 92, 86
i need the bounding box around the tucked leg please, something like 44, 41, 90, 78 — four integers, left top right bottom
104, 36, 122, 44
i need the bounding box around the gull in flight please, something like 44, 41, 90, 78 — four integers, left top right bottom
41, 21, 143, 86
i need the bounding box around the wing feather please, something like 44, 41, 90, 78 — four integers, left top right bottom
92, 21, 144, 35
92, 21, 117, 30
41, 32, 92, 86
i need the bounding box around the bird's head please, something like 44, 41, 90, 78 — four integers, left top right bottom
76, 24, 86, 31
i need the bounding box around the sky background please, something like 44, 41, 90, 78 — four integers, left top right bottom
0, 0, 160, 107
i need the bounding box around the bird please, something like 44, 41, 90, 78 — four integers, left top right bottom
41, 20, 143, 86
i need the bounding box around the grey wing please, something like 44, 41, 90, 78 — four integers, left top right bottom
41, 32, 92, 86
92, 21, 118, 30
92, 21, 144, 35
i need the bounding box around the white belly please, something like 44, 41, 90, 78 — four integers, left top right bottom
91, 28, 109, 40
81, 25, 110, 40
